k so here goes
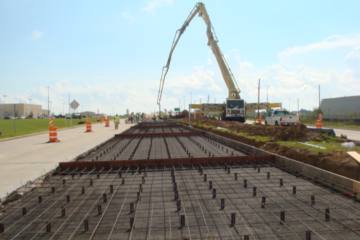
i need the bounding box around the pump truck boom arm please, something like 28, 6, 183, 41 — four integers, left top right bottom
157, 2, 241, 110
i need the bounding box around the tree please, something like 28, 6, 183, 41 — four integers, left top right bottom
266, 108, 273, 117
350, 111, 358, 119
313, 107, 323, 115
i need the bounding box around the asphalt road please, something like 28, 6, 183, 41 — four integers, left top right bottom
245, 119, 360, 141
0, 119, 132, 201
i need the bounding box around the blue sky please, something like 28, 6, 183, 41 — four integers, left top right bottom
1, 0, 359, 115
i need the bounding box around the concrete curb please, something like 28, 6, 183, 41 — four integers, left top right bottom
305, 124, 360, 132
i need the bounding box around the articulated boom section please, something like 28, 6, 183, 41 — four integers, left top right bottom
157, 2, 244, 121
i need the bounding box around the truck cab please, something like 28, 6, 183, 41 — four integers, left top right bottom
223, 99, 246, 123
265, 110, 300, 126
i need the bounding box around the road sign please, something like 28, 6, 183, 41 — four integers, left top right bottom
174, 108, 180, 111
70, 100, 80, 110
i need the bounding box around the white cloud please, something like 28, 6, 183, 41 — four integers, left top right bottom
121, 11, 135, 20
166, 67, 222, 94
345, 47, 360, 60
16, 79, 160, 115
278, 34, 360, 63
141, 0, 173, 14
28, 30, 43, 40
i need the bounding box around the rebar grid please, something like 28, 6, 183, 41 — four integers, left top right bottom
0, 167, 88, 238
232, 162, 360, 239
79, 133, 246, 162
0, 167, 72, 222
183, 164, 235, 239
2, 165, 360, 239
104, 166, 139, 239
2, 121, 360, 239
265, 161, 360, 225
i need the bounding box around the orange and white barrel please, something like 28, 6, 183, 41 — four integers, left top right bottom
49, 126, 58, 142
105, 119, 110, 127
49, 118, 53, 128
316, 119, 322, 129
257, 116, 262, 124
86, 121, 92, 132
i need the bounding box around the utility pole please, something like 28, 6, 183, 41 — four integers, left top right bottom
289, 99, 290, 112
29, 99, 32, 117
257, 79, 260, 118
190, 92, 192, 114
318, 85, 320, 110
47, 86, 49, 116
62, 103, 64, 115
14, 104, 16, 134
3, 95, 7, 115
297, 98, 299, 115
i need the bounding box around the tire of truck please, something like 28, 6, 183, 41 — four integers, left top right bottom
275, 121, 279, 126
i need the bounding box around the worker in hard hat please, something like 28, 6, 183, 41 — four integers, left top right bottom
114, 114, 120, 130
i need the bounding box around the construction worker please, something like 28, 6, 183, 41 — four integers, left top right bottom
153, 114, 156, 122
114, 114, 120, 130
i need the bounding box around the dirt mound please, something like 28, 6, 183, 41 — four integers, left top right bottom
191, 123, 360, 181
183, 112, 207, 121
199, 119, 324, 142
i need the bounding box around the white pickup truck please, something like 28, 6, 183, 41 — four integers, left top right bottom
265, 110, 300, 126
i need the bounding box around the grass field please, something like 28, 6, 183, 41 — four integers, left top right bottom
0, 118, 105, 139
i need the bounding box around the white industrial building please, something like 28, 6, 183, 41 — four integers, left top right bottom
0, 103, 49, 117
320, 95, 360, 120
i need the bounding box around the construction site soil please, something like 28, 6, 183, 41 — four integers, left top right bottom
181, 113, 360, 181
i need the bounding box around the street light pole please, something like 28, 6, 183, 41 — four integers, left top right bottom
29, 99, 32, 117
62, 103, 64, 115
49, 101, 52, 116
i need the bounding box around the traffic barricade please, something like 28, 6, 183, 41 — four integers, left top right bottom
49, 126, 58, 142
86, 121, 92, 132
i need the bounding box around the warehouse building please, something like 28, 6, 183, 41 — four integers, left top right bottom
320, 95, 360, 120
0, 103, 49, 117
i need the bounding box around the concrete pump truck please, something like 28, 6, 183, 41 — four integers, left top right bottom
157, 2, 246, 122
